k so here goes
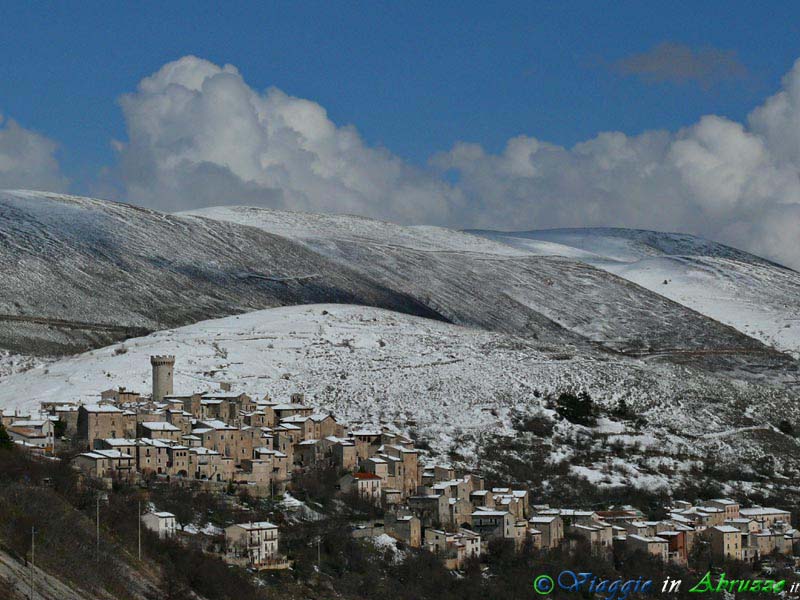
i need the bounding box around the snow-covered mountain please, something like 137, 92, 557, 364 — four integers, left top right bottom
2, 304, 798, 488
2, 192, 800, 488
0, 190, 440, 355
469, 228, 800, 359
185, 206, 796, 383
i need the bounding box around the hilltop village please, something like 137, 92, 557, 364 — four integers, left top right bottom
2, 355, 798, 574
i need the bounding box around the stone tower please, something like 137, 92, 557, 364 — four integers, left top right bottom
150, 355, 175, 403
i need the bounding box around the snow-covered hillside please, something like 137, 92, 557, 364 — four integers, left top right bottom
185, 206, 795, 385
471, 228, 800, 358
0, 190, 439, 355
2, 305, 799, 488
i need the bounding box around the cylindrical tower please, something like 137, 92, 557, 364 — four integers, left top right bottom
150, 355, 175, 402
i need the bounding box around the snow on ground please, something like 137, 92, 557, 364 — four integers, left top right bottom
185, 206, 528, 257
0, 303, 796, 483
0, 350, 49, 379
183, 523, 223, 536
281, 492, 324, 521
370, 534, 406, 563
472, 229, 800, 357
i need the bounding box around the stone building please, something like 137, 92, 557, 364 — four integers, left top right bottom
150, 355, 175, 403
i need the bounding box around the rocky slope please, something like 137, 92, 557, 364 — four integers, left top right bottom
2, 304, 799, 489
471, 227, 800, 359
0, 191, 441, 355
186, 206, 798, 383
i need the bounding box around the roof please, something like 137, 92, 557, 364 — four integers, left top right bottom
202, 393, 246, 400
197, 419, 234, 430
137, 438, 172, 448
141, 421, 180, 431
190, 447, 220, 455
148, 511, 176, 519
472, 510, 508, 518
309, 413, 333, 422
281, 415, 310, 423
102, 438, 137, 446
529, 516, 557, 524
740, 507, 790, 516
80, 404, 122, 413
231, 521, 277, 530
79, 449, 133, 460
713, 525, 743, 534
10, 420, 47, 428
353, 472, 382, 480
7, 427, 44, 438
629, 534, 667, 543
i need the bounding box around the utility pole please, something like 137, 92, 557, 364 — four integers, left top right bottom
29, 527, 35, 600
96, 494, 100, 562
138, 500, 142, 561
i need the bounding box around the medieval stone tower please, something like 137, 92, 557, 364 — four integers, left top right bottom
150, 355, 175, 402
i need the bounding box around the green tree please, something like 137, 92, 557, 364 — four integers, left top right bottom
0, 423, 13, 450
555, 391, 597, 426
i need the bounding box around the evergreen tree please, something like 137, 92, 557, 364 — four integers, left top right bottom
0, 423, 13, 450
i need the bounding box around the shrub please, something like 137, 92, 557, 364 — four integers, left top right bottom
554, 391, 597, 426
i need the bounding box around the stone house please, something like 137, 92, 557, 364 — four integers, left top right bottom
77, 405, 133, 447
709, 525, 742, 561
142, 512, 177, 539
73, 449, 135, 479
529, 515, 564, 549
137, 438, 172, 475
385, 512, 422, 548
627, 534, 669, 561
739, 507, 792, 528
338, 472, 382, 504
702, 499, 740, 521
139, 421, 182, 442
331, 438, 358, 471
424, 528, 481, 570
225, 522, 280, 569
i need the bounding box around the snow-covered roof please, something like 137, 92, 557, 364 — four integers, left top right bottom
81, 404, 122, 413
628, 534, 667, 543
281, 415, 310, 423
197, 419, 233, 430
141, 421, 180, 431
102, 438, 137, 446
712, 525, 742, 534
740, 507, 790, 516
472, 510, 508, 517
232, 521, 277, 530
190, 447, 220, 455
80, 449, 133, 460
529, 516, 557, 524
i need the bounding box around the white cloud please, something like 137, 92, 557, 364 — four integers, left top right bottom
113, 55, 800, 269
432, 61, 800, 269
0, 115, 67, 192
114, 55, 462, 223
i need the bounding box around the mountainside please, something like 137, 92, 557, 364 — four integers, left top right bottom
470, 228, 800, 359
2, 304, 799, 489
185, 206, 797, 382
0, 190, 441, 355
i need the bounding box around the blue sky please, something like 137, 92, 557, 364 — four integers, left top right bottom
2, 1, 799, 188
2, 2, 800, 268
